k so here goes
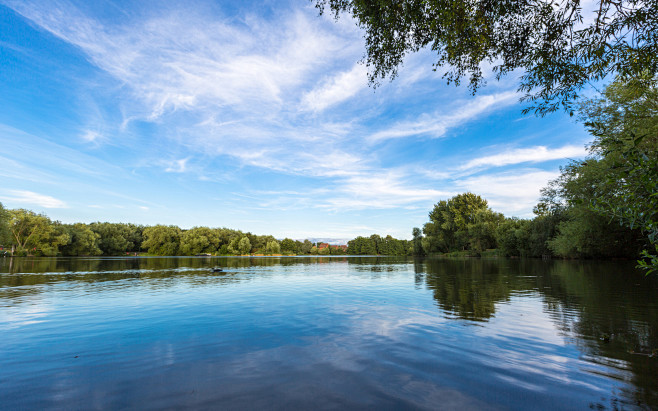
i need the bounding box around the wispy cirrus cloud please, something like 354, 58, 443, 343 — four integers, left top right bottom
80, 129, 101, 142
0, 0, 583, 236
301, 63, 368, 112
5, 0, 371, 180
368, 91, 518, 142
1, 190, 67, 208
320, 172, 453, 211
460, 145, 587, 170
164, 158, 190, 173
456, 170, 560, 216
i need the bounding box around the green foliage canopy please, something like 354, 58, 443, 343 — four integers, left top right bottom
61, 223, 102, 256
89, 222, 140, 255
422, 193, 497, 254
265, 240, 281, 255
572, 76, 656, 269
0, 202, 10, 246
8, 209, 69, 256
142, 225, 182, 256
179, 227, 221, 255
316, 0, 658, 115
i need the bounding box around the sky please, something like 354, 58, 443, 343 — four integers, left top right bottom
0, 0, 593, 241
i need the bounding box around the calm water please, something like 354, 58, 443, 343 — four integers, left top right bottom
1, 256, 657, 410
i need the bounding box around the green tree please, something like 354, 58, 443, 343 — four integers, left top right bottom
0, 202, 10, 247
347, 237, 361, 254
518, 211, 565, 258
467, 208, 505, 255
423, 193, 492, 253
541, 159, 644, 259
89, 222, 133, 255
142, 225, 181, 256
421, 219, 444, 255
280, 238, 297, 254
301, 239, 313, 254
179, 227, 220, 255
316, 0, 658, 115
578, 76, 658, 271
347, 234, 409, 255
265, 240, 281, 255
495, 218, 528, 257
124, 224, 144, 252
237, 236, 252, 255
61, 223, 102, 256
534, 76, 656, 268
8, 209, 69, 256
412, 227, 425, 256
247, 233, 275, 254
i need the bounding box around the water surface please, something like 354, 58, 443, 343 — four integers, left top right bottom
1, 256, 657, 409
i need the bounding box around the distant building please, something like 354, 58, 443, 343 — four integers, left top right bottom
317, 243, 347, 252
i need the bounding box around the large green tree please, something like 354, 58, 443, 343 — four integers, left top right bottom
238, 236, 252, 255
89, 222, 136, 255
495, 218, 529, 257
536, 76, 657, 269
466, 208, 505, 254
0, 202, 10, 247
577, 76, 658, 269
228, 236, 252, 255
142, 225, 181, 256
316, 0, 658, 115
60, 223, 102, 256
423, 193, 492, 253
412, 227, 425, 256
265, 240, 281, 255
8, 209, 69, 256
179, 227, 220, 255
540, 158, 645, 259
280, 238, 298, 254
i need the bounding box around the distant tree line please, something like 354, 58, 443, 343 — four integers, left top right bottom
346, 235, 411, 256
0, 205, 413, 257
0, 210, 326, 257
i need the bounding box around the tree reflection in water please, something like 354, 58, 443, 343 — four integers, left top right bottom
417, 257, 658, 408
1, 256, 657, 408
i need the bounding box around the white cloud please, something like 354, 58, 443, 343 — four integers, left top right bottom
368, 91, 518, 142
165, 158, 189, 173
1, 0, 570, 233
460, 145, 587, 170
456, 170, 560, 216
321, 172, 453, 211
81, 129, 101, 142
301, 64, 368, 112
7, 2, 350, 120
5, 1, 374, 182
1, 190, 67, 208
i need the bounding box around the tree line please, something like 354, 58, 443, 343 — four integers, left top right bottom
0, 205, 414, 257
0, 211, 343, 257
346, 235, 411, 256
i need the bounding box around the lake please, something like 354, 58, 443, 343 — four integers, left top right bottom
1, 256, 657, 410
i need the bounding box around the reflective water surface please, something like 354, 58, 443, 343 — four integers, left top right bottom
1, 256, 657, 410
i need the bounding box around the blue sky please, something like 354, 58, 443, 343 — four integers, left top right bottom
0, 0, 592, 240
